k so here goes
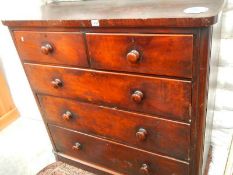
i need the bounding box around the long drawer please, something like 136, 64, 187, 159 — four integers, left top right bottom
39, 95, 190, 160
86, 33, 193, 78
49, 125, 189, 175
25, 63, 192, 122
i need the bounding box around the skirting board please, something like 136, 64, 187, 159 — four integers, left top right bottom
0, 107, 19, 130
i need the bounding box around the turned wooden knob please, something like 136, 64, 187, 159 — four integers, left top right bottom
136, 128, 147, 141
131, 90, 144, 103
51, 79, 63, 88
62, 111, 72, 120
140, 164, 149, 175
72, 142, 82, 150
41, 43, 53, 55
127, 50, 140, 63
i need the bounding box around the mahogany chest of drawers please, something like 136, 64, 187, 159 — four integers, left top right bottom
3, 0, 224, 174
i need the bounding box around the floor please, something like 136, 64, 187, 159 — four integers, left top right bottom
0, 117, 95, 175
0, 117, 55, 175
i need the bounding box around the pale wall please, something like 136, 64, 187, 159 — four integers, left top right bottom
0, 0, 43, 121
209, 0, 233, 174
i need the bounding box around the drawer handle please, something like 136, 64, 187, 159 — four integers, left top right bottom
131, 90, 144, 103
140, 164, 150, 175
62, 111, 72, 121
51, 79, 63, 88
127, 50, 140, 63
72, 142, 82, 151
41, 43, 53, 55
136, 128, 147, 141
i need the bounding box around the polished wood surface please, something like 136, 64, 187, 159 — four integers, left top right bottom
49, 125, 189, 175
39, 95, 190, 160
127, 50, 140, 64
3, 1, 224, 174
87, 33, 193, 78
25, 63, 192, 122
13, 31, 88, 67
2, 0, 224, 27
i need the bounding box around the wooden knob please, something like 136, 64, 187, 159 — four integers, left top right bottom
72, 142, 82, 151
140, 164, 149, 175
136, 128, 147, 141
132, 90, 144, 103
127, 50, 140, 63
62, 111, 72, 121
51, 79, 63, 88
41, 43, 53, 55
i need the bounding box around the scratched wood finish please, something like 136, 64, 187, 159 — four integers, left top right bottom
2, 0, 224, 28
39, 95, 190, 160
25, 63, 192, 122
13, 31, 88, 67
49, 125, 189, 175
87, 33, 193, 78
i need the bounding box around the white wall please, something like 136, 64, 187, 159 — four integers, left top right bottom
0, 0, 43, 121
209, 0, 233, 174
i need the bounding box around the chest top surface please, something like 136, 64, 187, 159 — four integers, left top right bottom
2, 0, 225, 28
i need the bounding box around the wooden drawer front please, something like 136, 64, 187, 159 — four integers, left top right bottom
13, 31, 88, 67
39, 95, 190, 160
49, 125, 189, 175
25, 64, 191, 122
86, 33, 193, 78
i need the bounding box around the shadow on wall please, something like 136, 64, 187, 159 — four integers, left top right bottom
209, 0, 233, 175
0, 17, 42, 120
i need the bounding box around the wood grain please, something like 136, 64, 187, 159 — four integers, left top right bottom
49, 125, 189, 175
2, 0, 225, 27
87, 33, 193, 78
25, 63, 192, 122
39, 95, 191, 160
3, 1, 225, 173
13, 31, 88, 67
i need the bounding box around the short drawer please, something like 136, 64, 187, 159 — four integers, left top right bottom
39, 95, 190, 160
25, 63, 192, 122
13, 31, 88, 67
86, 33, 193, 78
49, 125, 189, 175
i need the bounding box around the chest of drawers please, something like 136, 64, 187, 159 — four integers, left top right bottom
3, 0, 224, 174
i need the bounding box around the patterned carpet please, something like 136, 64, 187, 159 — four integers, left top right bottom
37, 161, 95, 175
